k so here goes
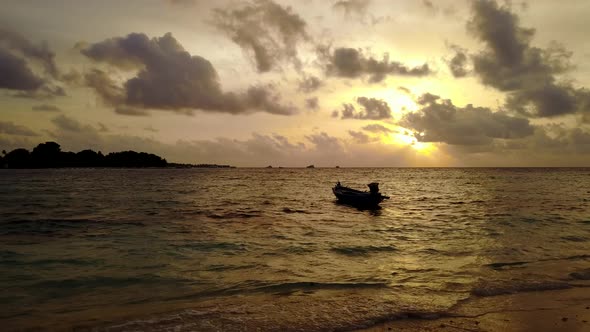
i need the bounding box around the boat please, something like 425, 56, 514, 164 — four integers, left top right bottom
332, 182, 389, 207
306, 165, 315, 168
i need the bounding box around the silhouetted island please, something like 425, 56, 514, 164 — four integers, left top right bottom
0, 142, 166, 168
0, 142, 234, 169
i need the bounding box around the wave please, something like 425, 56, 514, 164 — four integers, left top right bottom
205, 264, 259, 272
207, 212, 261, 219
485, 261, 529, 270
31, 274, 195, 292
205, 280, 390, 297
172, 241, 247, 253
0, 258, 104, 267
471, 280, 571, 297
282, 207, 312, 214
560, 235, 589, 242
569, 268, 590, 280
331, 245, 398, 256
99, 301, 449, 332
282, 246, 315, 254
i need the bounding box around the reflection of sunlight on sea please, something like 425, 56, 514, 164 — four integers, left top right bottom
1, 168, 589, 330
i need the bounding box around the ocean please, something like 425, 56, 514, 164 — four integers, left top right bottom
1, 168, 589, 331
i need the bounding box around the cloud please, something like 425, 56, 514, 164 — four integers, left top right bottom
335, 96, 392, 120
397, 86, 412, 95
348, 130, 372, 144
400, 93, 534, 146
298, 75, 322, 93
32, 104, 62, 112
0, 49, 45, 90
443, 124, 590, 166
422, 0, 434, 10
51, 114, 84, 132
83, 69, 125, 105
0, 121, 38, 136
0, 28, 64, 98
505, 83, 590, 118
446, 44, 469, 77
0, 28, 59, 78
97, 123, 109, 132
305, 132, 344, 153
166, 0, 198, 6
326, 47, 431, 83
81, 32, 295, 115
212, 0, 308, 72
468, 0, 589, 118
362, 123, 394, 134
305, 97, 319, 110
12, 85, 66, 100
332, 0, 371, 16
115, 106, 150, 116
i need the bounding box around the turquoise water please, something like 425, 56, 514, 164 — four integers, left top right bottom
1, 168, 589, 330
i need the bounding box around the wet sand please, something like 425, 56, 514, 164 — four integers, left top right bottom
357, 287, 590, 332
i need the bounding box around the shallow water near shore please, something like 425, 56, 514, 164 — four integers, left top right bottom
1, 168, 590, 330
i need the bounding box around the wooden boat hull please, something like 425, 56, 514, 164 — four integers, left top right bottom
332, 186, 387, 207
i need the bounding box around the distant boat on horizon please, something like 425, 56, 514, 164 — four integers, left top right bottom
306, 165, 315, 168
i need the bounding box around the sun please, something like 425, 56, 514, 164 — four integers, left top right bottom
381, 131, 435, 154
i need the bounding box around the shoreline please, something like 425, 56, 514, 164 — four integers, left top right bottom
5, 285, 590, 331
356, 287, 590, 332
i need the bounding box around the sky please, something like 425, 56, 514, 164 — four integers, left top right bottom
1, 0, 589, 167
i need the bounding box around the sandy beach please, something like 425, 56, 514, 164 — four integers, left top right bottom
358, 287, 590, 332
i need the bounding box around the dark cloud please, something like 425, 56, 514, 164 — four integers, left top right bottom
52, 115, 84, 132
505, 83, 590, 118
0, 49, 44, 90
61, 70, 83, 85
468, 0, 589, 118
298, 75, 322, 93
166, 0, 198, 6
527, 125, 590, 154
327, 47, 431, 83
115, 106, 150, 116
348, 130, 372, 144
400, 93, 534, 146
12, 85, 66, 100
416, 92, 441, 105
83, 69, 125, 105
447, 44, 469, 77
332, 0, 371, 16
0, 28, 59, 78
0, 121, 38, 136
81, 32, 295, 115
305, 132, 343, 152
397, 86, 412, 95
419, 0, 457, 17
0, 29, 64, 98
447, 124, 590, 165
213, 0, 308, 72
97, 123, 109, 132
305, 97, 319, 110
32, 104, 62, 112
336, 96, 392, 120
422, 0, 434, 9
362, 123, 394, 134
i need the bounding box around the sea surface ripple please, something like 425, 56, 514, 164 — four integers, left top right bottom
1, 168, 589, 330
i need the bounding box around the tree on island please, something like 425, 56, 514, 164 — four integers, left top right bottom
0, 142, 167, 168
